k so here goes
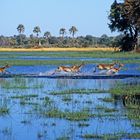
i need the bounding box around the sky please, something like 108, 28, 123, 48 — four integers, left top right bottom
0, 0, 118, 37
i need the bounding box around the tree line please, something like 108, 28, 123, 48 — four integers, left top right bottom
0, 24, 125, 49
0, 0, 139, 51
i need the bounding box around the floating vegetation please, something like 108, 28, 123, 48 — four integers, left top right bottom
99, 97, 115, 102
78, 123, 89, 127
82, 132, 140, 139
110, 84, 140, 95
50, 89, 107, 95
11, 94, 38, 99
43, 96, 53, 106
0, 107, 9, 115
95, 105, 118, 113
56, 136, 70, 140
127, 109, 140, 121
132, 122, 140, 128
43, 108, 92, 121
62, 95, 72, 102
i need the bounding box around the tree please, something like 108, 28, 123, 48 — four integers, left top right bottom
33, 26, 41, 37
108, 0, 140, 51
99, 34, 110, 46
59, 28, 66, 38
44, 31, 51, 39
17, 24, 25, 45
17, 24, 25, 34
69, 26, 78, 38
33, 26, 41, 46
44, 31, 51, 45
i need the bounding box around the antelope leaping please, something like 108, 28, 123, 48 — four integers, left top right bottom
96, 62, 116, 70
106, 63, 124, 75
54, 62, 84, 74
0, 64, 11, 74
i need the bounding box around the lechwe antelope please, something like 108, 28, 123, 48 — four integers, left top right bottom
0, 64, 11, 74
106, 63, 124, 75
71, 62, 84, 73
54, 62, 84, 73
97, 62, 116, 70
56, 65, 74, 72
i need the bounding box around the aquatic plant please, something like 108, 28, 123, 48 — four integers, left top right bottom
110, 84, 140, 95
0, 107, 9, 115
50, 89, 107, 95
99, 97, 115, 102
43, 108, 92, 121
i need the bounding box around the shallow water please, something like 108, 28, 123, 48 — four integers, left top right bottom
7, 63, 140, 75
0, 76, 140, 140
0, 53, 140, 139
1, 56, 140, 62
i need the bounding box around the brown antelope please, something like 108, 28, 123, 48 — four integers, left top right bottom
107, 63, 124, 74
55, 63, 84, 73
0, 64, 11, 73
71, 62, 84, 72
97, 63, 116, 70
56, 65, 74, 72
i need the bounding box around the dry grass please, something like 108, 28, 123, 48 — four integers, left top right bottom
0, 47, 119, 52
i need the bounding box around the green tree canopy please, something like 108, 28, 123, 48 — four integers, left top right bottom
33, 26, 41, 37
69, 26, 78, 38
108, 0, 140, 51
17, 24, 25, 34
44, 31, 51, 39
59, 28, 66, 38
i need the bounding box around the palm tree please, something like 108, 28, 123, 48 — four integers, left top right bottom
44, 31, 51, 39
59, 28, 66, 38
17, 24, 25, 45
44, 31, 51, 45
33, 26, 41, 37
17, 24, 25, 34
33, 26, 41, 46
69, 26, 78, 38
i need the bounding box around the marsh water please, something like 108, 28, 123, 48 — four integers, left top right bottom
0, 55, 140, 140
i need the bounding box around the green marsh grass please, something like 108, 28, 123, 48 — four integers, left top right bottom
43, 96, 53, 106
43, 108, 92, 121
110, 84, 140, 95
56, 136, 70, 140
62, 95, 72, 102
0, 59, 140, 66
99, 97, 115, 103
81, 132, 140, 139
132, 122, 140, 128
82, 132, 140, 139
0, 107, 9, 115
95, 105, 118, 113
50, 89, 107, 95
127, 109, 140, 121
11, 94, 38, 99
0, 51, 140, 66
0, 51, 140, 58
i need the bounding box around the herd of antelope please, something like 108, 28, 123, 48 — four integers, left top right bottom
52, 62, 124, 75
0, 62, 124, 75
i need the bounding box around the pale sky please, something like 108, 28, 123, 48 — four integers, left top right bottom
0, 0, 118, 37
